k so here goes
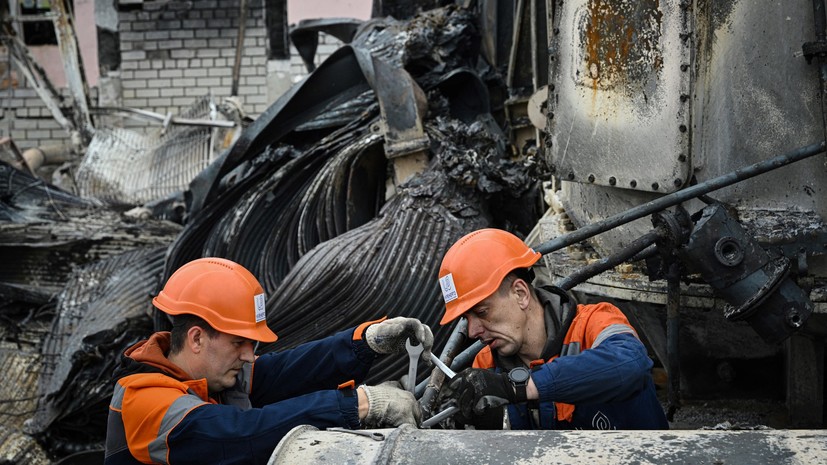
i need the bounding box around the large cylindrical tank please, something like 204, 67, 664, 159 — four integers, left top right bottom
268, 424, 827, 464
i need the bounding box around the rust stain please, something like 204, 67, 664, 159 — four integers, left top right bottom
583, 0, 664, 102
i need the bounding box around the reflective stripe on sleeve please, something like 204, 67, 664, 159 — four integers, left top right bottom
592, 323, 636, 348
560, 341, 581, 356
104, 383, 128, 458
147, 391, 208, 464
110, 382, 126, 409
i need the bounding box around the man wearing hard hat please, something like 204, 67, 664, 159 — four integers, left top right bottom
436, 229, 667, 430
104, 257, 431, 464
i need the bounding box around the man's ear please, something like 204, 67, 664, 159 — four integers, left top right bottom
512, 278, 531, 310
188, 326, 205, 354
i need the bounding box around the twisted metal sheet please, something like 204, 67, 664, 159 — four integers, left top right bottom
25, 247, 166, 448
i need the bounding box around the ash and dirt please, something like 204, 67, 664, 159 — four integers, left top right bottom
651, 366, 791, 430
665, 397, 790, 430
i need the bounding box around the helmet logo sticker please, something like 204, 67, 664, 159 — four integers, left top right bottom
439, 274, 458, 303
254, 293, 266, 323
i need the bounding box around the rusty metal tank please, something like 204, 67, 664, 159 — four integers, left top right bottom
534, 0, 827, 425
545, 0, 826, 255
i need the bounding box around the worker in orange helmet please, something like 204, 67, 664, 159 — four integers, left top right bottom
104, 257, 432, 464
435, 229, 667, 430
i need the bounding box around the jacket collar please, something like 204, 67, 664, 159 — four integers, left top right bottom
124, 332, 193, 381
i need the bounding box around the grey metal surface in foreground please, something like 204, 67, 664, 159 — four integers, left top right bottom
270, 425, 827, 464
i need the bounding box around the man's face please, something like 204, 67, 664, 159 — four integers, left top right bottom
198, 330, 256, 393
464, 279, 527, 357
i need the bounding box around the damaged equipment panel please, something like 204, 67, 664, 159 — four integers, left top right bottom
547, 0, 691, 193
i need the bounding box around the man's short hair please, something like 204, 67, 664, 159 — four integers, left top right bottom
169, 314, 219, 353
497, 268, 535, 295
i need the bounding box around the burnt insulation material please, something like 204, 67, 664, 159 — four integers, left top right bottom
257, 167, 490, 384
253, 113, 536, 385
292, 90, 378, 135
0, 161, 182, 306
0, 160, 99, 223
160, 144, 298, 292
23, 247, 166, 454
0, 331, 48, 430
0, 215, 179, 304
203, 112, 385, 292
351, 7, 481, 90
0, 426, 49, 464
172, 7, 482, 263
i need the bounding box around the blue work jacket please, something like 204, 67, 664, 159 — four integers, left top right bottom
104, 326, 375, 464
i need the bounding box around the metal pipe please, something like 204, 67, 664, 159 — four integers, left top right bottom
666, 261, 682, 421
0, 137, 36, 176
231, 0, 248, 97
535, 141, 826, 255
554, 229, 662, 291
417, 339, 486, 399
429, 353, 456, 379
420, 405, 459, 428
810, 0, 827, 145
417, 318, 467, 405
449, 339, 486, 372
89, 107, 236, 128
506, 0, 525, 89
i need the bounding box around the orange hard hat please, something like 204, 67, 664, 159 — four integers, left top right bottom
153, 257, 278, 343
438, 229, 541, 325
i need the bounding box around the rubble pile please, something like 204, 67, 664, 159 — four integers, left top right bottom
0, 5, 542, 461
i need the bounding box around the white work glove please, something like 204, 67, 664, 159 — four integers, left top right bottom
361, 383, 422, 427
365, 317, 433, 361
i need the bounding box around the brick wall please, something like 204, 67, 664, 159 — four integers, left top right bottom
118, 0, 269, 125
0, 86, 100, 150
1, 1, 350, 152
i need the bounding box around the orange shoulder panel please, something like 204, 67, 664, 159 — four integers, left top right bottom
472, 345, 495, 369
119, 373, 208, 463
568, 302, 636, 348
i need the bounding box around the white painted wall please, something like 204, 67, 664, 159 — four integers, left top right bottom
287, 0, 371, 23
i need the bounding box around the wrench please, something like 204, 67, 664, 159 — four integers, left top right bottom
326, 427, 385, 441
405, 337, 424, 393
429, 352, 456, 379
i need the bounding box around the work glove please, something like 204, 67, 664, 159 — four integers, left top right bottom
437, 368, 516, 424
365, 317, 433, 360
361, 383, 422, 427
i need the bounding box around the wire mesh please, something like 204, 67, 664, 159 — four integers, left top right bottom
75, 98, 227, 205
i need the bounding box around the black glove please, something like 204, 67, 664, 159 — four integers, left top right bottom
438, 368, 516, 424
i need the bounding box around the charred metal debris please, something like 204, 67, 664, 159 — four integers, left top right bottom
0, 6, 542, 460
4, 1, 826, 462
